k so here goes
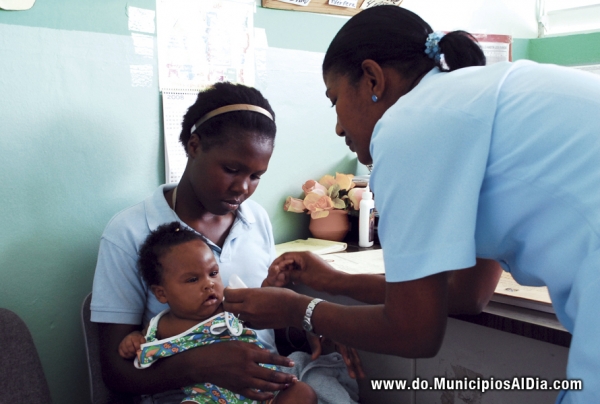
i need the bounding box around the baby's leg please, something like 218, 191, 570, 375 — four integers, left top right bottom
271, 381, 317, 404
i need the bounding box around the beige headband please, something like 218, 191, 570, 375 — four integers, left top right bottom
190, 104, 274, 134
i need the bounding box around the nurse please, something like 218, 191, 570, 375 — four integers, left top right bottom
224, 5, 600, 403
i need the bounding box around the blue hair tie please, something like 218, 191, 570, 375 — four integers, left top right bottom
424, 31, 445, 63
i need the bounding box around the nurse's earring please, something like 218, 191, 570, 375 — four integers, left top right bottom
371, 94, 378, 103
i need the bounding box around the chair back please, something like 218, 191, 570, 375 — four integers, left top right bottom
0, 308, 53, 403
81, 292, 133, 404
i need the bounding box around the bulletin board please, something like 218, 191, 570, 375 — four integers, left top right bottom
262, 0, 366, 16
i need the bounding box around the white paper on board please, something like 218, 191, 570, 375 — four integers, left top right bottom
361, 0, 403, 9
0, 0, 36, 10
128, 6, 156, 34
329, 0, 358, 8
277, 0, 311, 6
255, 28, 269, 91
130, 65, 154, 87
161, 91, 199, 184
131, 33, 155, 58
479, 42, 511, 65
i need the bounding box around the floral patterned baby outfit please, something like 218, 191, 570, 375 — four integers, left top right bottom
135, 309, 278, 404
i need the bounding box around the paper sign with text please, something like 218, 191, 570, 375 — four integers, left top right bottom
278, 0, 311, 6
329, 0, 358, 7
361, 0, 403, 9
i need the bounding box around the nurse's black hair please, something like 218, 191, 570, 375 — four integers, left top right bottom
179, 82, 277, 152
138, 221, 208, 286
322, 5, 486, 84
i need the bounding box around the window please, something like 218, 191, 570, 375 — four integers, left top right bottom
538, 0, 600, 36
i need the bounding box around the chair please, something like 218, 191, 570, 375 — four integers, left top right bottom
81, 292, 134, 404
0, 308, 53, 403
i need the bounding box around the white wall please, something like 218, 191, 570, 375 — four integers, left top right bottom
256, 0, 539, 38
387, 0, 537, 38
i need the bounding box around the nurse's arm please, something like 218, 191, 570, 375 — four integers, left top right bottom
228, 272, 449, 357
310, 272, 449, 357
271, 252, 502, 311
270, 252, 386, 304
447, 258, 503, 315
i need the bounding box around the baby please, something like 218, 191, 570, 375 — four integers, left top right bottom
118, 221, 317, 404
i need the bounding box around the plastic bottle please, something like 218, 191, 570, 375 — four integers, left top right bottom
228, 274, 248, 289
358, 185, 375, 248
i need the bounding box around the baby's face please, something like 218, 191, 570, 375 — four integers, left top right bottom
156, 239, 224, 321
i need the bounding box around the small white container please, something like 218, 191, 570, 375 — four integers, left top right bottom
358, 186, 375, 248
228, 274, 248, 289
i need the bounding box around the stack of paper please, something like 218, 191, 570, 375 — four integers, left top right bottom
491, 272, 554, 313
275, 238, 347, 257
324, 249, 385, 275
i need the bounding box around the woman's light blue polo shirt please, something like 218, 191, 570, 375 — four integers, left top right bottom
90, 184, 277, 352
370, 60, 600, 403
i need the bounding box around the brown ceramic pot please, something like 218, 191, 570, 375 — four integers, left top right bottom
308, 210, 350, 242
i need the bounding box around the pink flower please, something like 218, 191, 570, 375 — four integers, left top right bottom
318, 174, 336, 189
303, 192, 334, 218
319, 173, 355, 191
302, 180, 327, 195
348, 188, 366, 209
333, 172, 355, 191
282, 173, 357, 216
283, 197, 306, 213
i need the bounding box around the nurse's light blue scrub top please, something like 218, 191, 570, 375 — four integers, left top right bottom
370, 60, 600, 404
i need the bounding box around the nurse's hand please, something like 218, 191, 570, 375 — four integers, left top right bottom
306, 333, 366, 379
267, 252, 340, 292
224, 287, 312, 330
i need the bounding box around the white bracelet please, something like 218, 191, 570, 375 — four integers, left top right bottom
302, 298, 324, 333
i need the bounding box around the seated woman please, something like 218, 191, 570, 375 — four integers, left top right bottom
91, 82, 297, 403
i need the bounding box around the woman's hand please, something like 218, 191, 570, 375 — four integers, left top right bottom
266, 252, 340, 292
335, 342, 366, 379
224, 287, 312, 330
99, 323, 297, 398
267, 251, 386, 304
184, 341, 298, 401
262, 262, 290, 287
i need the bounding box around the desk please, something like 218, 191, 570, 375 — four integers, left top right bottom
290, 244, 570, 404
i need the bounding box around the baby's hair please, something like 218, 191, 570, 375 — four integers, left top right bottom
138, 221, 207, 287
179, 82, 276, 152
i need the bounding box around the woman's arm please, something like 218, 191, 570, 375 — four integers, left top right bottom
267, 252, 386, 304
224, 271, 449, 358
269, 253, 502, 311
225, 259, 503, 357
98, 323, 296, 401
447, 258, 503, 315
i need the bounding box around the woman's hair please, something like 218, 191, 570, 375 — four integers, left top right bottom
322, 5, 486, 84
138, 221, 207, 286
179, 82, 276, 152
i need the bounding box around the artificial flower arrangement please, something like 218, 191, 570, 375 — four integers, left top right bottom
283, 172, 368, 219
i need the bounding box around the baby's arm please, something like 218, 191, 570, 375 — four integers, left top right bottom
118, 330, 146, 359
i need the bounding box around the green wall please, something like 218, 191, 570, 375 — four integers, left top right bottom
1, 2, 599, 403
0, 2, 161, 403
0, 2, 357, 402
528, 31, 600, 65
